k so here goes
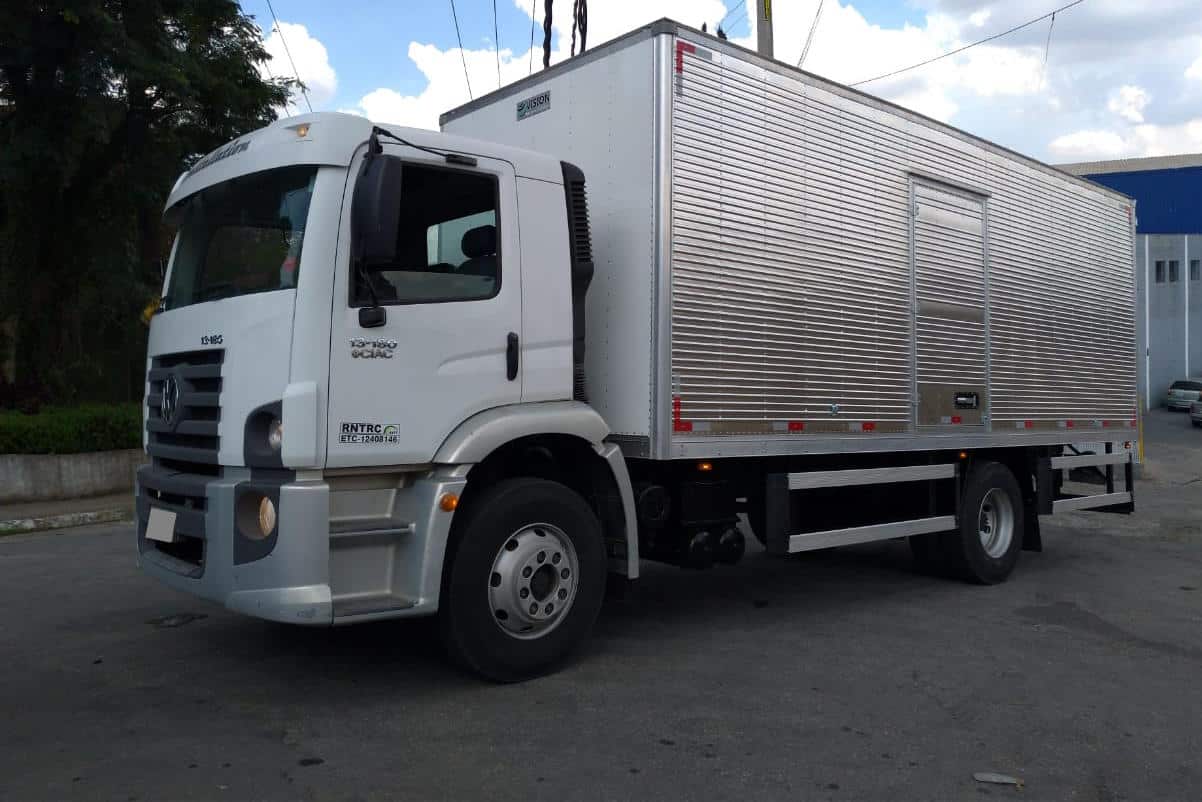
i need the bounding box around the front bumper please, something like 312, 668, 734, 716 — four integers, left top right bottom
136, 464, 334, 625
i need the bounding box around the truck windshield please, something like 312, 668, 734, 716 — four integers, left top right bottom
163, 165, 318, 310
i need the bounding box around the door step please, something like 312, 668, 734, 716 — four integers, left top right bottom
332, 593, 418, 619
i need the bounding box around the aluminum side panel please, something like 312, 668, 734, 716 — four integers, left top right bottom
668, 37, 1136, 448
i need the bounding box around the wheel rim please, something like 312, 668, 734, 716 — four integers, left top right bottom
488, 523, 579, 640
977, 488, 1015, 559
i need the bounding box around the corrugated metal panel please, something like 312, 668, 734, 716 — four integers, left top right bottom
669, 39, 1135, 439
670, 46, 913, 428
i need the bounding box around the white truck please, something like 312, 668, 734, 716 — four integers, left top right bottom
138, 20, 1138, 680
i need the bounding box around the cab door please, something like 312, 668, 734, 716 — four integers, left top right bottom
326, 147, 522, 467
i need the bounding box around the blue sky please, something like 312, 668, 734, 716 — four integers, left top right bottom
242, 1, 1202, 162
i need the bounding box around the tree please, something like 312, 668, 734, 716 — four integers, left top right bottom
0, 1, 296, 407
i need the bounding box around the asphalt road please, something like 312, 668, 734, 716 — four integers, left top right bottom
2, 411, 1200, 801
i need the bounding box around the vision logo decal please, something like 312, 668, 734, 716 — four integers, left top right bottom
340, 422, 400, 445
516, 91, 550, 121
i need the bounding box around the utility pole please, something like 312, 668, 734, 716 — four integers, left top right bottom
756, 0, 774, 59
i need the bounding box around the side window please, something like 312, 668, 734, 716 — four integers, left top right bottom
353, 162, 499, 305
1155, 260, 1165, 283
1169, 260, 1179, 282
1191, 259, 1200, 281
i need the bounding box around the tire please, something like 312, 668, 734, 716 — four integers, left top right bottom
439, 477, 606, 682
940, 461, 1024, 585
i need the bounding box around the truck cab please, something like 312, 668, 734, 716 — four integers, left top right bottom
138, 113, 636, 680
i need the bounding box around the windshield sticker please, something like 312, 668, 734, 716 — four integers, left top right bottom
189, 139, 250, 174
340, 422, 400, 445
516, 90, 550, 121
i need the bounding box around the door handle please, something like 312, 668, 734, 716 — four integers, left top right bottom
506, 332, 519, 381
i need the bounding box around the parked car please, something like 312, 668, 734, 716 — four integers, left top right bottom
1191, 400, 1202, 427
1164, 379, 1202, 411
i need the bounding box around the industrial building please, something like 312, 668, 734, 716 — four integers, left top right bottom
1061, 154, 1202, 410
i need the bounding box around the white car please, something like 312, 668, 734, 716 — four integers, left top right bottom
1165, 379, 1202, 411
1191, 400, 1202, 428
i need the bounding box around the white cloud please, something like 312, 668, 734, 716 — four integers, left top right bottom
1107, 85, 1150, 123
1187, 50, 1202, 81
1048, 129, 1130, 161
260, 21, 337, 112
1049, 119, 1202, 161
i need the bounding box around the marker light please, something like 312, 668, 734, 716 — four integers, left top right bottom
439, 493, 459, 512
294, 123, 310, 138
697, 461, 714, 472
959, 451, 968, 459
267, 419, 284, 452
258, 496, 277, 537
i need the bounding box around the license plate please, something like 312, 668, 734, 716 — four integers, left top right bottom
146, 507, 178, 543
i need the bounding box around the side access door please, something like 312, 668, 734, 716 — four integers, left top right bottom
909, 178, 991, 430
327, 147, 522, 467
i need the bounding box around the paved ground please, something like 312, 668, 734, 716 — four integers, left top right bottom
2, 411, 1200, 801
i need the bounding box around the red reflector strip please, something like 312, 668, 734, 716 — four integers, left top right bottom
1066, 421, 1075, 428
861, 422, 876, 432
950, 416, 962, 424
1024, 421, 1033, 429
788, 421, 805, 432
675, 41, 695, 73
672, 395, 690, 433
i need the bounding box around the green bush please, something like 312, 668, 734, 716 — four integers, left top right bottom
0, 404, 143, 455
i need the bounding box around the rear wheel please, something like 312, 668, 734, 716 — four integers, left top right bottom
941, 461, 1024, 584
440, 478, 606, 682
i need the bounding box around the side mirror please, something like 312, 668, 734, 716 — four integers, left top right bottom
351, 153, 403, 268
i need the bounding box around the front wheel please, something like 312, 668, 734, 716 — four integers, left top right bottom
940, 461, 1024, 584
439, 478, 607, 682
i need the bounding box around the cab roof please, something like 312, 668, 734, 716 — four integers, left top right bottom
165, 112, 565, 210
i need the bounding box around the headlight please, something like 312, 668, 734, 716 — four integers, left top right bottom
267, 418, 284, 451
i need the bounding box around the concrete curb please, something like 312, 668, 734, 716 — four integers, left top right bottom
0, 507, 133, 536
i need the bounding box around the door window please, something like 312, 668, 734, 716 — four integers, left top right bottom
352, 163, 499, 305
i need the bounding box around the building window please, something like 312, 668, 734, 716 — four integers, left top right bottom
1192, 259, 1200, 281
1169, 260, 1180, 282
1155, 260, 1165, 283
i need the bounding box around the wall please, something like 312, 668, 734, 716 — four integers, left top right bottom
0, 449, 146, 504
1137, 233, 1202, 407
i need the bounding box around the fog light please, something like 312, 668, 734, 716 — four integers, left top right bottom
258, 496, 277, 537
267, 418, 284, 452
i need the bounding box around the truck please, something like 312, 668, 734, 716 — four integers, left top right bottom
137, 20, 1138, 681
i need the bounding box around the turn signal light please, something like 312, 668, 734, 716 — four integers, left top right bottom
439, 493, 459, 512
697, 461, 714, 472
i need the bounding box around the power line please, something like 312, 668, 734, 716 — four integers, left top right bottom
851, 0, 1086, 87
719, 0, 745, 30
1040, 11, 1058, 89
492, 0, 502, 88
798, 0, 824, 68
448, 0, 473, 99
264, 0, 313, 112
528, 0, 537, 75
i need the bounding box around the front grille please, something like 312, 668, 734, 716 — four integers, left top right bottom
137, 466, 209, 575
146, 349, 224, 466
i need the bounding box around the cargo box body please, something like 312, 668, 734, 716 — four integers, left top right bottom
441, 20, 1137, 461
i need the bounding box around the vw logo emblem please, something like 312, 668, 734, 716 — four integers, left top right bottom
161, 373, 181, 426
